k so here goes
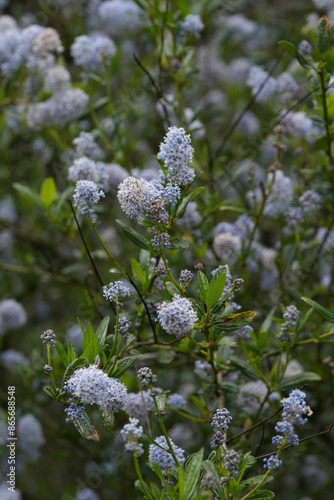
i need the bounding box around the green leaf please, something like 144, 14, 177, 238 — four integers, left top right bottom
100, 409, 115, 432
238, 452, 257, 476
189, 395, 207, 416
214, 311, 256, 331
260, 307, 276, 333
176, 186, 205, 219
242, 475, 274, 488
168, 238, 190, 250
13, 182, 45, 208
301, 296, 334, 324
72, 409, 99, 441
130, 258, 146, 285
55, 341, 69, 367
98, 348, 108, 367
247, 491, 275, 500
228, 356, 259, 380
184, 448, 204, 500
43, 386, 57, 398
81, 339, 98, 364
96, 315, 110, 350
116, 219, 148, 250
165, 281, 180, 297
278, 371, 321, 391
67, 341, 77, 363
40, 177, 57, 208
82, 322, 95, 350
156, 350, 175, 364
197, 271, 209, 302
63, 357, 89, 386
278, 40, 314, 69
110, 355, 140, 378
317, 16, 331, 54
81, 322, 98, 363
206, 272, 226, 310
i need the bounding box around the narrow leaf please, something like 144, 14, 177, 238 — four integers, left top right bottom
197, 271, 209, 302
40, 177, 57, 208
55, 341, 69, 367
206, 272, 227, 310
278, 40, 314, 69
96, 315, 110, 350
72, 409, 99, 441
301, 296, 334, 324
278, 371, 321, 391
184, 448, 204, 500
116, 219, 148, 250
13, 182, 45, 208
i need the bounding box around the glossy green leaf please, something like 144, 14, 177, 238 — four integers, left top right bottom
55, 341, 69, 367
228, 356, 259, 380
67, 341, 77, 363
13, 182, 45, 208
184, 448, 204, 500
130, 258, 146, 285
278, 371, 321, 391
176, 186, 205, 219
206, 272, 226, 310
40, 177, 57, 208
317, 16, 331, 54
278, 40, 314, 69
96, 315, 110, 350
72, 409, 99, 441
116, 219, 148, 250
63, 357, 89, 386
43, 386, 57, 398
169, 238, 190, 250
197, 271, 209, 302
301, 296, 334, 324
214, 311, 256, 331
165, 281, 180, 297
100, 408, 115, 432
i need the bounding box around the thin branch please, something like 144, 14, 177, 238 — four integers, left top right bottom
255, 422, 334, 460
133, 53, 171, 126
214, 55, 283, 160
158, 0, 169, 92
126, 272, 158, 343
226, 407, 283, 444
67, 199, 116, 314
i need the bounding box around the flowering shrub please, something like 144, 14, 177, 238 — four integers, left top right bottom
1, 1, 334, 499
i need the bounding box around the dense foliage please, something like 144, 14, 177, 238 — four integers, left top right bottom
1, 1, 334, 499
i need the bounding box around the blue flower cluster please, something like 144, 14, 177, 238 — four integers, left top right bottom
149, 435, 185, 470
277, 304, 300, 341
102, 280, 130, 307
64, 398, 85, 423
121, 417, 144, 457
64, 365, 127, 412
271, 389, 311, 452
157, 127, 195, 186
71, 33, 116, 74
157, 295, 198, 337
73, 180, 105, 216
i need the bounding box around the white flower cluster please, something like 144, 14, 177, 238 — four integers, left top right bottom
157, 295, 198, 337
64, 365, 127, 412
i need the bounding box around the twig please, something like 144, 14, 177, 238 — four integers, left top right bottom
255, 422, 334, 460
126, 272, 158, 343
226, 407, 283, 444
67, 199, 116, 314
213, 55, 283, 161
135, 362, 152, 437
158, 0, 169, 92
133, 53, 171, 126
